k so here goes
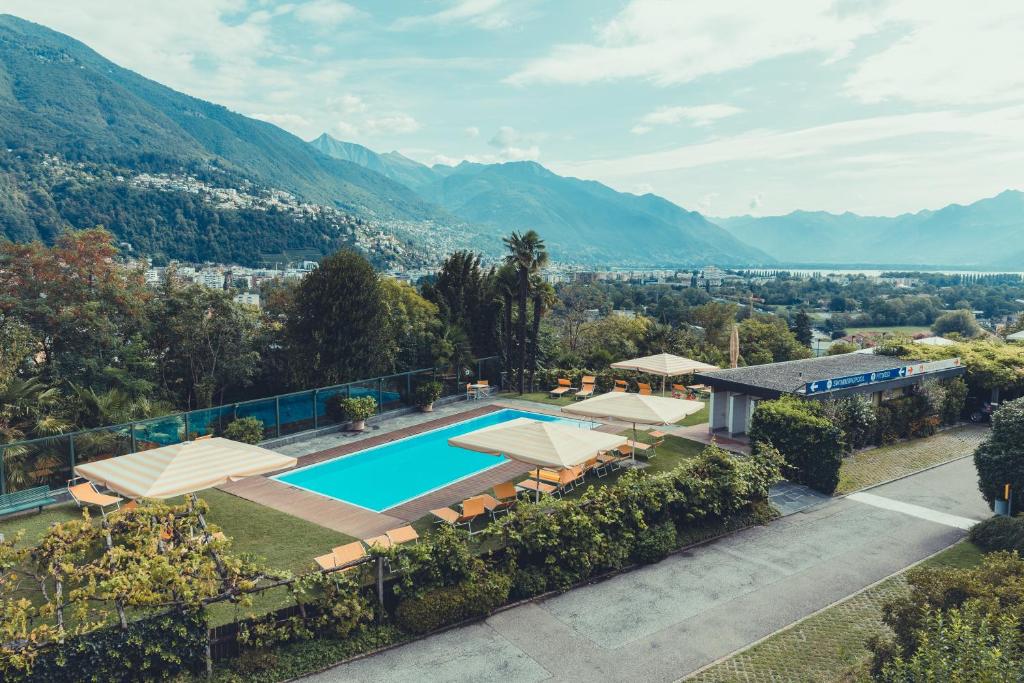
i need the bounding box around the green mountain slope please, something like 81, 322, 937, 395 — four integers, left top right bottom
0, 15, 444, 222
311, 134, 773, 266
715, 190, 1024, 268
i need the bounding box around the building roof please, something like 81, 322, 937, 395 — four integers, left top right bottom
1008, 330, 1024, 341
914, 336, 958, 346
693, 353, 924, 398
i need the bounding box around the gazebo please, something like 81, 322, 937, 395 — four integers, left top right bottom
73, 437, 297, 500
611, 353, 718, 395
562, 392, 704, 460
448, 417, 626, 500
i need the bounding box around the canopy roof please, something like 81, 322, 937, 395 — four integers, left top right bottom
74, 437, 297, 499
610, 353, 717, 377
562, 392, 704, 425
448, 417, 626, 469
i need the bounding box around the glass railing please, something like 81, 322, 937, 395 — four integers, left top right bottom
0, 357, 501, 494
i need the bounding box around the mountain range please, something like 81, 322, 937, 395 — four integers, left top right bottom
714, 190, 1024, 269
0, 14, 1021, 269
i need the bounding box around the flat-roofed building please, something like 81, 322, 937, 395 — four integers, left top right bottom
693, 353, 965, 437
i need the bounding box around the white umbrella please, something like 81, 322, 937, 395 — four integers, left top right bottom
611, 353, 718, 395
74, 437, 297, 499
448, 417, 626, 501
562, 392, 704, 460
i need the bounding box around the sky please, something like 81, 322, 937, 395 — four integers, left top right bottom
6, 0, 1024, 217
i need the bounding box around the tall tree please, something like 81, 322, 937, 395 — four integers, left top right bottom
494, 264, 518, 386
503, 231, 548, 393
284, 250, 395, 387
527, 276, 556, 391
148, 283, 263, 408
792, 309, 813, 347
421, 251, 499, 357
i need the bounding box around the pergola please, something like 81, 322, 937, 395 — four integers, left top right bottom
610, 353, 718, 395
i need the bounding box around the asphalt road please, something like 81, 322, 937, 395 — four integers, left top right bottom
304, 456, 990, 683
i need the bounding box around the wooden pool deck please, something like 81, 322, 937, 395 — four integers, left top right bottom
218, 403, 539, 538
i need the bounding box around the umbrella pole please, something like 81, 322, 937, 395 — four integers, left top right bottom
632, 422, 637, 463
536, 467, 541, 503
662, 376, 666, 396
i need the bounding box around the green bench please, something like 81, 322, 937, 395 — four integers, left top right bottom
0, 485, 57, 518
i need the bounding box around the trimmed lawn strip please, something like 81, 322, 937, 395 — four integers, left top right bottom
686, 542, 983, 683
836, 425, 988, 495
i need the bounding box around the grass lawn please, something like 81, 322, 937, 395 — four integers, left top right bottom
518, 391, 580, 407
687, 541, 984, 683
836, 425, 988, 495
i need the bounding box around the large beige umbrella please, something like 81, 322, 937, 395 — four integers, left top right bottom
448, 417, 627, 501
74, 437, 297, 499
611, 353, 718, 395
562, 392, 704, 460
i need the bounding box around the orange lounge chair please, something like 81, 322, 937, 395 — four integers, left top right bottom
575, 376, 596, 399
549, 378, 573, 397
67, 479, 122, 518
430, 496, 487, 534
638, 382, 653, 396
536, 466, 584, 491
386, 525, 419, 546
613, 379, 628, 392
516, 479, 558, 499
595, 451, 626, 477
672, 383, 687, 398
363, 534, 392, 550
478, 493, 516, 518
315, 540, 367, 571
493, 481, 518, 502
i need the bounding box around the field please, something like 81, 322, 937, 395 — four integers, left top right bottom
845, 325, 931, 336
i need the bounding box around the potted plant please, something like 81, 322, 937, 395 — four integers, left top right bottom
414, 381, 443, 412
339, 396, 377, 431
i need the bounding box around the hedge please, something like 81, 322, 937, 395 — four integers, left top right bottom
394, 571, 512, 634
748, 396, 844, 494
13, 608, 208, 683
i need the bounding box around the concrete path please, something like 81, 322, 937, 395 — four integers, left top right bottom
303, 457, 990, 683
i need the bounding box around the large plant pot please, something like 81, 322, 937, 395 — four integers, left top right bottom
350, 419, 367, 432
419, 403, 434, 413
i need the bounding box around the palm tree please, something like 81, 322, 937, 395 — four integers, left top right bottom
503, 231, 548, 393
527, 276, 556, 392
0, 378, 70, 491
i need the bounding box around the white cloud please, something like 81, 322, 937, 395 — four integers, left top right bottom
507, 0, 875, 86
365, 113, 421, 135
631, 103, 742, 134
748, 193, 764, 211
331, 94, 367, 114
843, 0, 1024, 105
394, 0, 524, 31
332, 120, 360, 138
559, 106, 1024, 178
293, 0, 360, 26
465, 126, 481, 138
486, 126, 542, 160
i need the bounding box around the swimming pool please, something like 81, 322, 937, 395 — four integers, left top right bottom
274, 409, 594, 512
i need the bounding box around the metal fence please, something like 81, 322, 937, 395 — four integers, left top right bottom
0, 356, 502, 495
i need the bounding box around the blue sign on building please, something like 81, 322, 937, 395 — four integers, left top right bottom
805, 366, 907, 395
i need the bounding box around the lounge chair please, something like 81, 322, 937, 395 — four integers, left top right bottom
536, 466, 584, 492
516, 479, 558, 498
478, 493, 516, 518
67, 479, 122, 518
575, 376, 596, 399
638, 382, 653, 396
613, 379, 628, 393
493, 481, 518, 503
430, 496, 487, 534
386, 525, 419, 546
315, 540, 367, 571
595, 451, 625, 477
627, 438, 655, 459
672, 383, 687, 398
549, 378, 573, 397
363, 534, 392, 550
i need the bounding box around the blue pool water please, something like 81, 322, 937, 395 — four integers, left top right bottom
275, 409, 592, 512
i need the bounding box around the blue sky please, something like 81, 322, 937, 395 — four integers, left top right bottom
8, 0, 1024, 216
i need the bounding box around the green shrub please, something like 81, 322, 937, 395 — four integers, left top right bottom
748, 396, 844, 494
873, 393, 935, 444
939, 377, 968, 424
968, 516, 1024, 553
326, 395, 376, 424
820, 396, 876, 451
632, 521, 678, 564
413, 381, 442, 407
394, 571, 512, 635
510, 566, 550, 600
223, 416, 266, 444
974, 398, 1024, 511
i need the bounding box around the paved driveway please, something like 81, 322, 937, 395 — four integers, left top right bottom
304, 457, 989, 683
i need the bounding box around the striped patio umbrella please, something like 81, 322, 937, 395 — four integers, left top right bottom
611, 353, 718, 395
73, 437, 297, 499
